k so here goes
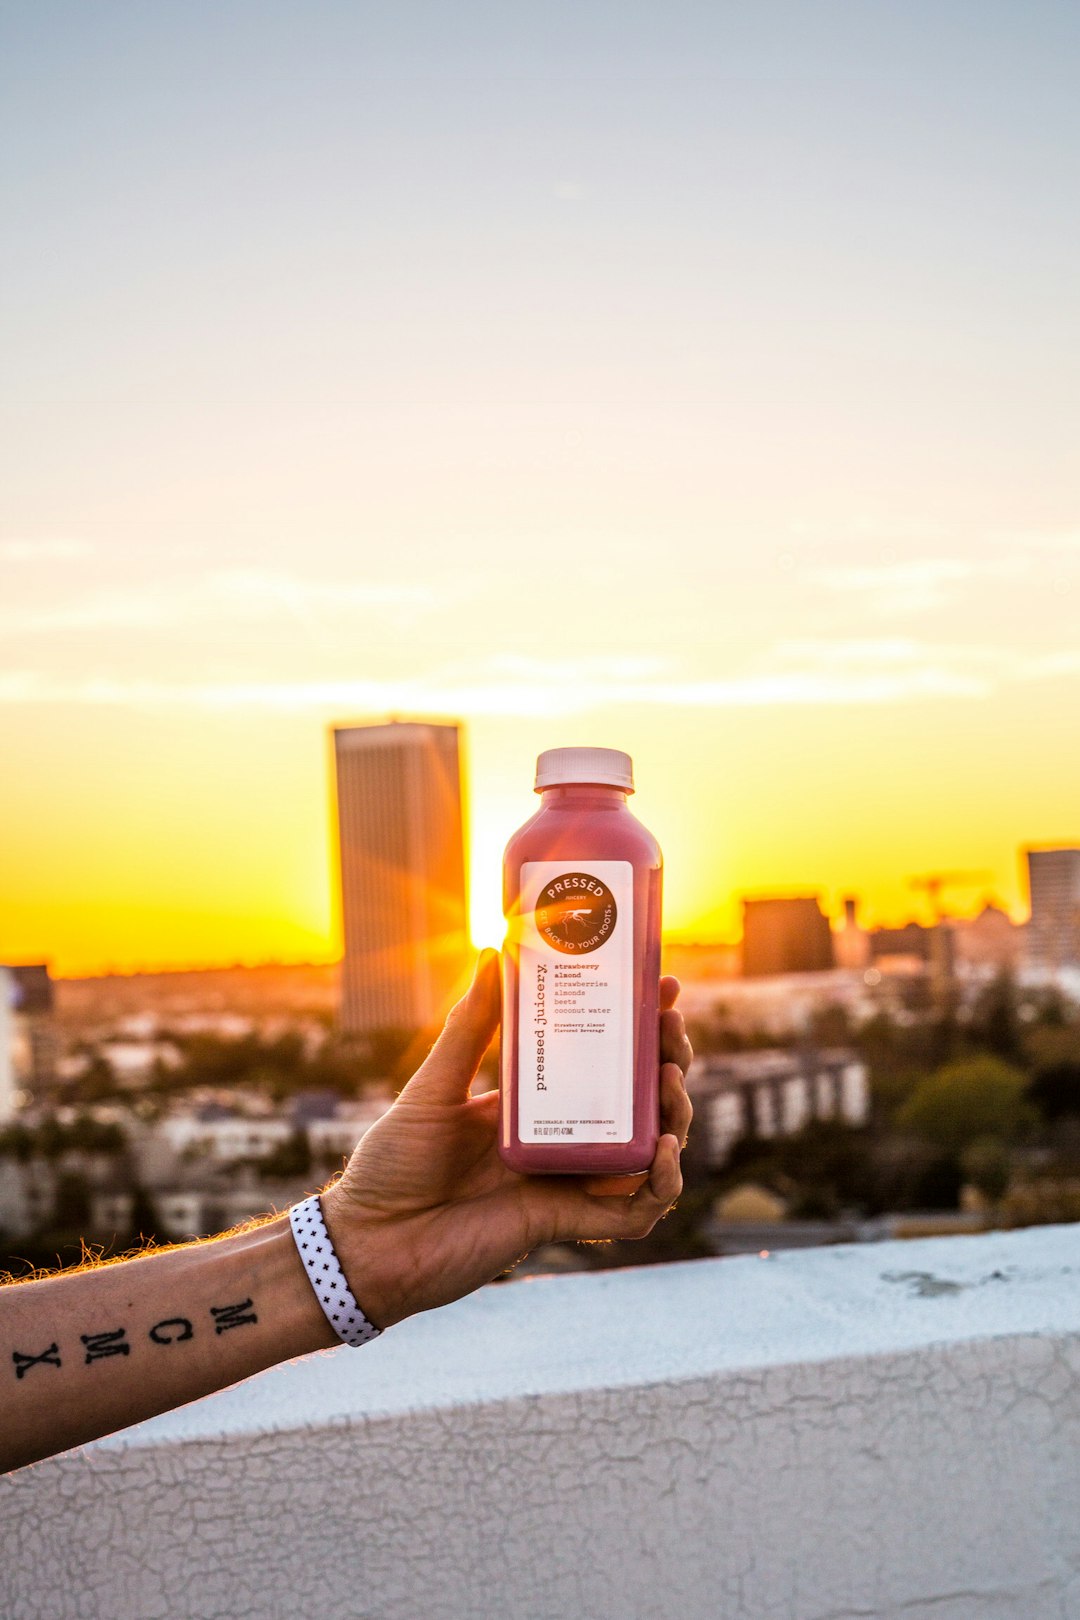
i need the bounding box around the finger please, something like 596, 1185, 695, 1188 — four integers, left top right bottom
579, 1055, 691, 1195
659, 975, 681, 1012
579, 1169, 649, 1197
645, 1132, 683, 1209
534, 1134, 682, 1245
588, 1135, 683, 1240
660, 1007, 694, 1076
660, 1061, 693, 1149
401, 949, 501, 1104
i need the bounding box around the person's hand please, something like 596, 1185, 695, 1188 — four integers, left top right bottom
321, 950, 693, 1328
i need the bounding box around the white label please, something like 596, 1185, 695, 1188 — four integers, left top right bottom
516, 860, 633, 1144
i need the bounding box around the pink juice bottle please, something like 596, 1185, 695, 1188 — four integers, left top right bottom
499, 747, 663, 1175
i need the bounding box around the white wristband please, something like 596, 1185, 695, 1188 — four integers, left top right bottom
288, 1194, 382, 1347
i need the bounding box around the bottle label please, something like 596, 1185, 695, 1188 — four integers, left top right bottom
516, 860, 634, 1145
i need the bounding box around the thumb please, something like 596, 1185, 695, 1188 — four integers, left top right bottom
400, 948, 501, 1104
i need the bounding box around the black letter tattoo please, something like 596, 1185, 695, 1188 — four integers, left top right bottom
210, 1298, 258, 1335
81, 1328, 130, 1364
13, 1342, 62, 1380
148, 1317, 194, 1346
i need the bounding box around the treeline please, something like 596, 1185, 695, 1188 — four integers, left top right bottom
689, 971, 1080, 1223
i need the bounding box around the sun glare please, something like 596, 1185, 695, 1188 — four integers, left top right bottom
469, 839, 508, 949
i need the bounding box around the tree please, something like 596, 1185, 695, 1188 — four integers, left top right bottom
52, 1172, 91, 1230
967, 970, 1023, 1063
897, 1056, 1035, 1157
126, 1183, 159, 1245
1028, 1062, 1080, 1123
960, 1137, 1010, 1206
775, 1119, 873, 1215
72, 1054, 120, 1104
67, 1115, 126, 1156
0, 1125, 35, 1163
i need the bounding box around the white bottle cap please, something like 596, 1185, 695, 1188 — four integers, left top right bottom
534, 747, 635, 793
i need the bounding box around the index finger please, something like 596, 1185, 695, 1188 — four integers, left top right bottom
660, 975, 681, 1012
400, 949, 501, 1105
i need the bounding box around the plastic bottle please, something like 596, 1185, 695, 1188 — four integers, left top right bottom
499, 746, 663, 1175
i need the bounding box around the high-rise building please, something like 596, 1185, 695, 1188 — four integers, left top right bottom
0, 968, 14, 1126
1026, 848, 1080, 970
741, 896, 835, 978
333, 720, 470, 1033
0, 963, 55, 1122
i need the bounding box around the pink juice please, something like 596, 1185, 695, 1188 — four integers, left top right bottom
499, 747, 663, 1175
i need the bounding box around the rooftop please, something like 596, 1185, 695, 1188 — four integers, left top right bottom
3, 1225, 1079, 1618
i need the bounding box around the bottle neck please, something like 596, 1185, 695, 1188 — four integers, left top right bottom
538, 783, 630, 810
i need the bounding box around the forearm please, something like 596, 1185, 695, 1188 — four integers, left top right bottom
1, 1214, 337, 1474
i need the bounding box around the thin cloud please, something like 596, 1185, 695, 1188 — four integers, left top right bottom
0, 568, 443, 637
1017, 650, 1080, 680
0, 538, 94, 562
809, 556, 1028, 617
490, 653, 670, 683
4, 636, 1054, 717
0, 672, 556, 718
1004, 530, 1080, 553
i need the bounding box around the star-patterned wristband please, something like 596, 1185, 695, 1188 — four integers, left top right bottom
288, 1194, 382, 1347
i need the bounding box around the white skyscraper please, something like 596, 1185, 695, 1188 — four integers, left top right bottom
1026, 848, 1080, 970
0, 968, 15, 1126
333, 720, 470, 1034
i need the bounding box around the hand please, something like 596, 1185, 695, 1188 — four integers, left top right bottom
321, 950, 694, 1328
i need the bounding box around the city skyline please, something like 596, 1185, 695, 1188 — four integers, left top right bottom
3, 765, 1071, 980
2, 3, 1078, 974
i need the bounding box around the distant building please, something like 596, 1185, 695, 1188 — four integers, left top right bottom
869, 922, 933, 963
661, 940, 740, 983
1026, 848, 1080, 970
158, 1107, 293, 1163
0, 962, 56, 1123
953, 903, 1024, 971
741, 897, 834, 977
306, 1095, 392, 1161
333, 720, 470, 1034
689, 1048, 869, 1167
0, 970, 14, 1126
833, 896, 870, 971
0, 1156, 58, 1238
150, 1170, 314, 1242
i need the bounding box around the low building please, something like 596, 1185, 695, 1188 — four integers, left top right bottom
154, 1188, 209, 1240
89, 1190, 136, 1234
306, 1096, 392, 1160
676, 968, 879, 1036
151, 1170, 315, 1241
953, 903, 1025, 971
0, 1157, 58, 1240
96, 1040, 184, 1085
741, 897, 834, 978
158, 1107, 293, 1163
688, 1048, 869, 1167
869, 921, 933, 963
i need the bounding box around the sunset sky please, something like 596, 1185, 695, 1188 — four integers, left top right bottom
2, 2, 1078, 976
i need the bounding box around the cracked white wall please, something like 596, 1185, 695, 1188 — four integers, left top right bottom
3, 1225, 1080, 1620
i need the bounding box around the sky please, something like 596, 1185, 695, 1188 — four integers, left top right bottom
1, 1, 1078, 975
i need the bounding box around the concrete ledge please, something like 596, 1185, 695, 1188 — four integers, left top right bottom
3, 1225, 1080, 1619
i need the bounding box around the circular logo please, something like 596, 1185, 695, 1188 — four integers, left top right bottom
535, 871, 618, 955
